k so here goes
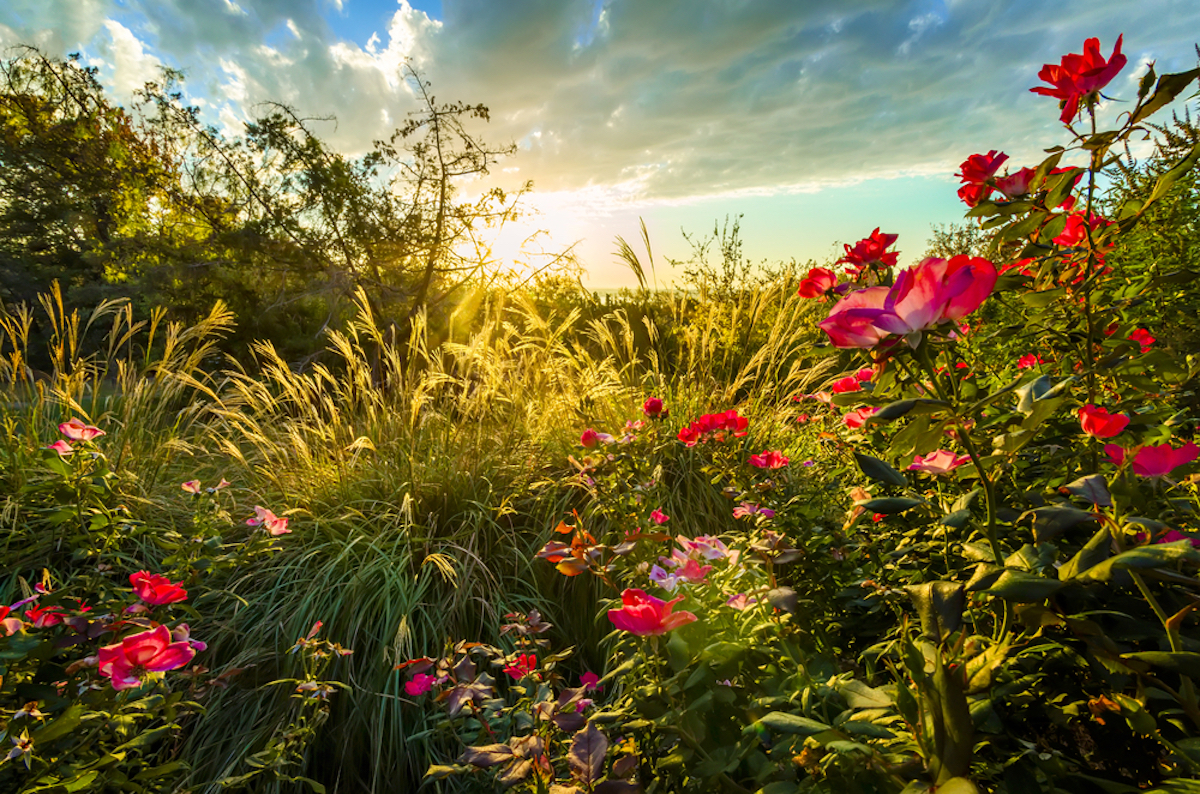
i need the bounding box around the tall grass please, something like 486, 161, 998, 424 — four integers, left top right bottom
0, 278, 837, 791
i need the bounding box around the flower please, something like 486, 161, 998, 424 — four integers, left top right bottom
843, 407, 879, 429
726, 594, 758, 610
1128, 328, 1155, 353
797, 267, 837, 298
581, 671, 602, 691
607, 589, 698, 636
246, 506, 290, 536
733, 502, 776, 519
1078, 405, 1129, 438
1106, 441, 1200, 478
994, 167, 1037, 198
642, 397, 665, 418
181, 480, 201, 494
1017, 354, 1044, 369
58, 417, 105, 441
749, 450, 789, 469
580, 428, 614, 448
956, 151, 1009, 185
1031, 36, 1127, 123
503, 653, 538, 680
677, 409, 750, 446
649, 508, 670, 525
1154, 530, 1200, 548
676, 534, 732, 560
957, 183, 992, 208
837, 228, 899, 276
25, 605, 66, 628
908, 450, 971, 475
830, 375, 861, 394
795, 413, 810, 424
819, 286, 891, 349
46, 440, 74, 456
130, 571, 188, 606
171, 623, 207, 652
404, 672, 441, 696
870, 256, 998, 345
98, 625, 197, 690
1053, 212, 1112, 247
648, 565, 679, 591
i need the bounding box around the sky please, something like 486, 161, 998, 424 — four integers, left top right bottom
3, 0, 1200, 288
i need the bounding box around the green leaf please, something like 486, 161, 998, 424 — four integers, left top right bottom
855, 497, 924, 514
838, 679, 893, 709
31, 704, 85, 745
1074, 540, 1200, 583
1020, 505, 1097, 543
981, 570, 1066, 602
1147, 137, 1200, 207
906, 581, 965, 641
1123, 652, 1200, 679
854, 452, 907, 487
869, 398, 951, 423
1061, 474, 1112, 507
751, 711, 832, 736
1058, 526, 1112, 581
1131, 68, 1200, 124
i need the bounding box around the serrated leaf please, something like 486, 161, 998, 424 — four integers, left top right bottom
1132, 68, 1200, 124
1061, 474, 1111, 507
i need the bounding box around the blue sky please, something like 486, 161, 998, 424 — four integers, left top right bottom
3, 1, 1199, 287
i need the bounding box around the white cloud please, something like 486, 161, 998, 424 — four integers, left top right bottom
98, 20, 161, 98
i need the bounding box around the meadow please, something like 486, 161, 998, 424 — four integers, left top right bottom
3, 35, 1200, 794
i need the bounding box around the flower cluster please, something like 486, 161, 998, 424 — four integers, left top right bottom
677, 409, 749, 446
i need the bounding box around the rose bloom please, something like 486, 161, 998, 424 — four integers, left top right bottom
1078, 405, 1129, 439
46, 440, 74, 456
956, 151, 1009, 185
404, 672, 442, 696
25, 605, 66, 628
1031, 35, 1127, 123
247, 506, 290, 536
130, 571, 188, 606
1106, 441, 1200, 478
748, 450, 789, 469
58, 417, 105, 441
819, 286, 891, 349
908, 450, 971, 475
843, 407, 879, 429
797, 267, 837, 299
503, 653, 538, 680
1128, 328, 1155, 353
830, 376, 861, 394
580, 428, 614, 448
650, 508, 670, 525
994, 167, 1037, 199
957, 183, 992, 208
607, 588, 697, 636
1017, 354, 1044, 370
837, 228, 899, 274
98, 625, 197, 690
642, 397, 665, 418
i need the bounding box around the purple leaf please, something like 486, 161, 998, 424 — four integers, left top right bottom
569, 722, 608, 785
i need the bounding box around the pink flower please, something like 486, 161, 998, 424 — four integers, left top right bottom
677, 426, 700, 446
843, 407, 879, 429
870, 256, 998, 345
404, 673, 441, 696
733, 502, 775, 519
819, 286, 891, 349
994, 167, 1037, 198
1078, 405, 1129, 438
650, 509, 670, 525
247, 506, 290, 536
171, 623, 207, 652
726, 594, 758, 610
830, 376, 861, 394
181, 480, 201, 494
503, 653, 538, 680
956, 151, 1009, 185
908, 450, 971, 475
1031, 35, 1127, 123
674, 557, 712, 585
856, 368, 874, 382
1128, 328, 1155, 353
46, 440, 74, 456
25, 605, 66, 628
677, 409, 750, 446
607, 589, 698, 636
749, 450, 789, 469
642, 397, 665, 418
676, 534, 732, 560
797, 267, 838, 299
795, 413, 810, 424
580, 428, 614, 448
58, 417, 105, 441
130, 572, 188, 606
1017, 354, 1044, 369
1106, 441, 1200, 478
1155, 530, 1200, 548
837, 228, 899, 276
581, 671, 602, 691
98, 625, 197, 690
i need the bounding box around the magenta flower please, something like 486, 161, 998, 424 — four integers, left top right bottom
677, 534, 732, 560
181, 480, 201, 494
580, 428, 614, 448
580, 671, 602, 691
733, 502, 775, 520
819, 286, 891, 349
130, 572, 188, 606
98, 625, 197, 690
726, 593, 758, 610
1017, 354, 1044, 369
837, 228, 899, 276
503, 653, 538, 681
870, 256, 998, 346
843, 407, 879, 429
58, 417, 105, 441
830, 375, 861, 394
1106, 441, 1200, 478
404, 673, 441, 696
650, 509, 670, 525
608, 589, 697, 636
956, 151, 1009, 185
994, 167, 1037, 198
797, 267, 838, 299
642, 397, 665, 418
908, 450, 971, 475
749, 450, 789, 469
